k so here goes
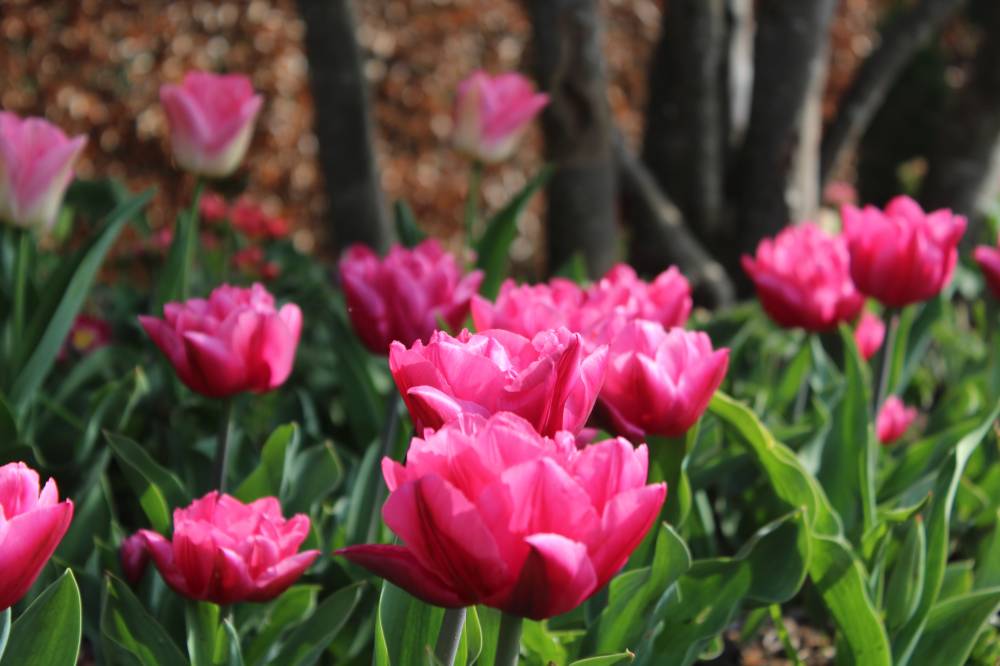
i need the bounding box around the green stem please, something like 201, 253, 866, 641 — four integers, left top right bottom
464, 161, 483, 251
434, 607, 467, 666
12, 228, 30, 345
649, 434, 691, 526
213, 398, 234, 492
494, 612, 523, 666
874, 307, 900, 412
181, 179, 205, 299
769, 604, 803, 666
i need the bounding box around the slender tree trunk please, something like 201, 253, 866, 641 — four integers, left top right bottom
523, 0, 618, 278
298, 0, 394, 254
788, 39, 829, 223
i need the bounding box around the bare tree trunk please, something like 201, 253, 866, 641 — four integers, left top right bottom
788, 39, 829, 223
726, 0, 755, 148
523, 0, 618, 278
820, 0, 967, 185
298, 0, 393, 254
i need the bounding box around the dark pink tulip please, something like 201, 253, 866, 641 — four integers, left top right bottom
876, 396, 917, 445
160, 71, 263, 178
853, 311, 886, 361
339, 240, 483, 355
139, 492, 319, 605
974, 244, 1000, 299
120, 533, 150, 585
842, 196, 966, 307
389, 327, 607, 437
452, 71, 549, 164
0, 462, 74, 611
470, 278, 586, 339
139, 283, 302, 398
599, 321, 729, 441
59, 314, 112, 361
0, 112, 86, 234
336, 412, 665, 619
742, 223, 863, 331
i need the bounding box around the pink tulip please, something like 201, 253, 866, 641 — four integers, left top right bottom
470, 278, 586, 339
974, 244, 1000, 300
336, 412, 665, 619
452, 71, 549, 164
59, 314, 112, 361
842, 196, 966, 307
120, 533, 150, 585
389, 327, 607, 437
876, 396, 917, 445
0, 112, 86, 234
584, 264, 693, 333
742, 223, 863, 331
160, 71, 263, 178
599, 321, 729, 441
853, 311, 886, 361
0, 462, 74, 611
139, 283, 302, 398
138, 492, 319, 605
339, 240, 483, 355
823, 180, 858, 208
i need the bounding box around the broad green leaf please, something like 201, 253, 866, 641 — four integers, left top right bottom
375, 582, 444, 666
283, 441, 344, 514
101, 575, 188, 666
522, 620, 566, 665
222, 620, 244, 666
244, 585, 318, 666
106, 432, 191, 533
878, 418, 980, 502
235, 423, 299, 503
185, 601, 221, 666
156, 181, 203, 307
330, 310, 384, 445
1, 570, 81, 666
461, 606, 483, 666
0, 608, 7, 662
769, 339, 811, 414
345, 442, 384, 547
974, 510, 1000, 589
743, 510, 810, 604
394, 200, 426, 247
569, 651, 635, 665
473, 606, 501, 666
272, 582, 365, 666
908, 587, 1000, 666
885, 518, 925, 631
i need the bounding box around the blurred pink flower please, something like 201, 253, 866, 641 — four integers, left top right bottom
59, 314, 112, 361
876, 396, 917, 445
853, 311, 885, 361
452, 71, 549, 164
974, 243, 1000, 299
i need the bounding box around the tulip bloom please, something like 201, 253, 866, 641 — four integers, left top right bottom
742, 223, 863, 331
974, 244, 1000, 300
584, 264, 693, 333
160, 71, 263, 178
853, 311, 886, 361
0, 462, 74, 611
876, 396, 917, 445
599, 321, 729, 441
139, 283, 302, 398
339, 240, 483, 355
337, 412, 665, 619
842, 196, 966, 308
59, 314, 112, 360
0, 112, 86, 234
138, 492, 319, 605
390, 327, 607, 437
452, 71, 549, 164
120, 533, 150, 585
470, 278, 586, 339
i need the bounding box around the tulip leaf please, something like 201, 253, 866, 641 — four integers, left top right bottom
907, 587, 1000, 666
461, 606, 483, 666
0, 607, 9, 662
283, 441, 345, 515
742, 510, 810, 605
345, 442, 385, 547
10, 189, 153, 407
568, 653, 635, 666
974, 510, 1000, 590
0, 393, 15, 448
475, 166, 552, 299
885, 518, 926, 632
1, 570, 81, 666
769, 338, 812, 414
272, 581, 365, 666
329, 307, 384, 446
101, 575, 189, 666
394, 200, 426, 248
106, 432, 191, 533
155, 180, 204, 308
375, 582, 444, 666
877, 417, 980, 502
472, 606, 502, 666
222, 620, 244, 666
243, 585, 319, 666
185, 601, 224, 666
235, 423, 299, 503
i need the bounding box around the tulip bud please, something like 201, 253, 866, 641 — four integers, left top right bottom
853, 312, 886, 362
877, 396, 917, 445
120, 533, 150, 585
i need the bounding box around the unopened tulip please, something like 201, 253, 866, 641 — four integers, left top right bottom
120, 533, 150, 585
138, 492, 319, 604
389, 327, 607, 437
452, 71, 549, 164
160, 71, 263, 178
339, 240, 483, 355
842, 196, 966, 307
853, 312, 886, 361
139, 283, 302, 397
599, 321, 729, 441
742, 223, 863, 331
876, 396, 917, 445
470, 278, 586, 339
337, 412, 665, 619
0, 112, 86, 234
974, 244, 1000, 300
0, 462, 74, 611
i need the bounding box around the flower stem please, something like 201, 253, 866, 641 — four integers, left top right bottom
182, 178, 205, 299
464, 161, 483, 251
494, 612, 523, 666
12, 228, 30, 345
434, 607, 467, 666
213, 398, 234, 492
769, 603, 803, 666
874, 307, 900, 412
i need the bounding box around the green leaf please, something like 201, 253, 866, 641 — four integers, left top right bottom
878, 418, 980, 502
473, 607, 501, 666
283, 441, 344, 514
375, 582, 444, 666
0, 393, 15, 449
394, 200, 426, 247
185, 601, 222, 666
908, 587, 1000, 666
569, 652, 635, 666
244, 585, 318, 666
156, 180, 203, 307
101, 575, 188, 666
742, 510, 810, 605
345, 442, 384, 547
461, 606, 483, 666
222, 620, 244, 666
10, 190, 152, 406
474, 166, 552, 299
769, 339, 812, 414
330, 309, 384, 445
272, 582, 365, 666
106, 432, 191, 533
521, 620, 566, 665
1, 570, 81, 666
884, 518, 926, 632
974, 510, 1000, 589
0, 607, 10, 662
235, 423, 299, 503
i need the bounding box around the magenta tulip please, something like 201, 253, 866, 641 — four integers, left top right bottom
974, 244, 1000, 300
876, 396, 917, 445
584, 264, 693, 334
854, 311, 886, 362
339, 240, 483, 355
0, 462, 74, 611
0, 112, 86, 234
160, 71, 263, 178
337, 412, 665, 619
452, 71, 549, 164
139, 283, 302, 398
470, 278, 586, 339
599, 321, 729, 441
389, 327, 607, 437
120, 533, 150, 585
138, 492, 319, 605
742, 223, 863, 331
842, 196, 966, 307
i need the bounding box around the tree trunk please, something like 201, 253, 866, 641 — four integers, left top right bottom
298, 0, 393, 254
523, 0, 618, 278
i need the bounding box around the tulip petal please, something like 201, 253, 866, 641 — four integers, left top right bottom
501, 533, 596, 620
182, 331, 248, 397
590, 484, 666, 588
0, 501, 73, 610
250, 550, 321, 601
336, 544, 468, 607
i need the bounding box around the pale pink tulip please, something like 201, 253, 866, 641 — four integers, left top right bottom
452, 71, 549, 164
